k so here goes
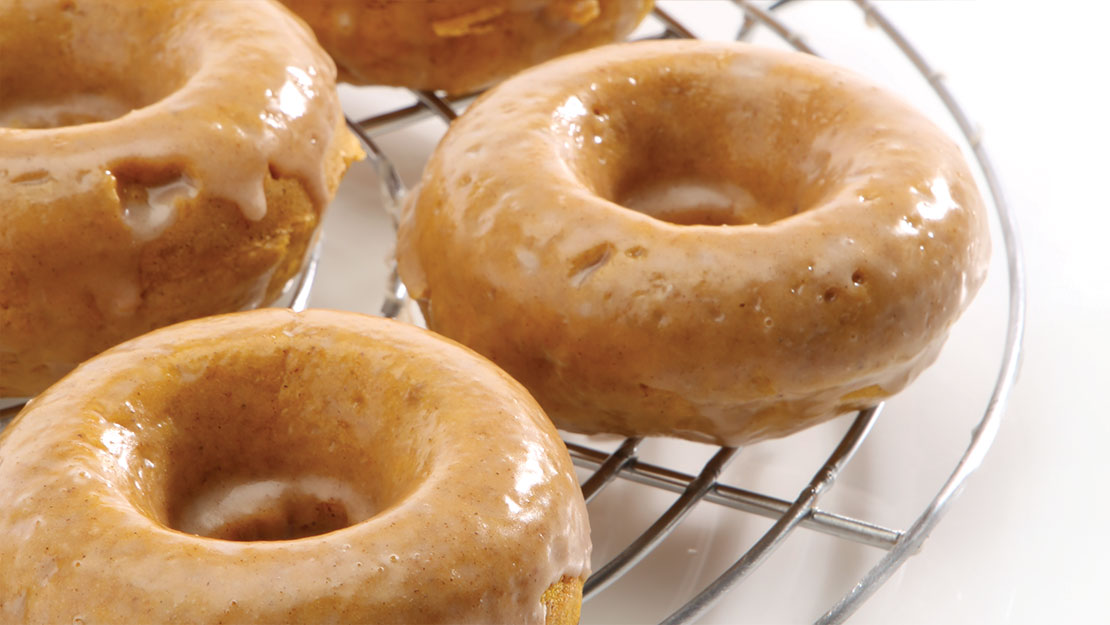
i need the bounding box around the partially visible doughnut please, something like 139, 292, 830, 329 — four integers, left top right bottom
0, 309, 590, 624
396, 40, 991, 446
280, 0, 653, 94
0, 0, 363, 397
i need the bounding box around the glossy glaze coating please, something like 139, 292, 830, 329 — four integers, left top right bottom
280, 0, 652, 94
0, 309, 590, 624
0, 0, 363, 396
397, 41, 991, 445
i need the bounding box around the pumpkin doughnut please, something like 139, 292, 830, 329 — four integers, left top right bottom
0, 309, 591, 624
396, 40, 992, 446
279, 0, 653, 94
0, 0, 363, 397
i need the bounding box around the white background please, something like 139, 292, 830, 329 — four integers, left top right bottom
314, 1, 1108, 622
823, 2, 1108, 623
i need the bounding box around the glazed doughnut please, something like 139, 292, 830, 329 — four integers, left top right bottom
0, 309, 590, 624
0, 0, 363, 397
279, 0, 653, 94
396, 40, 991, 446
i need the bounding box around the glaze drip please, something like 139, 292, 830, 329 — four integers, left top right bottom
0, 0, 342, 223
0, 0, 361, 397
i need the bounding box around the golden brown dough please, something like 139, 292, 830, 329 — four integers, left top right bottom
397, 40, 991, 446
0, 0, 363, 397
0, 309, 590, 624
280, 0, 653, 93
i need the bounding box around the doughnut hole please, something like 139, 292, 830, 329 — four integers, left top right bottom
109, 340, 435, 542
0, 1, 192, 128
559, 62, 849, 226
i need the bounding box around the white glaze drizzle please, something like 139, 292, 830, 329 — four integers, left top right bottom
120, 176, 197, 242
0, 0, 342, 224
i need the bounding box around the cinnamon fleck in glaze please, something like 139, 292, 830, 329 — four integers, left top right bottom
396, 40, 991, 446
279, 0, 653, 94
0, 309, 591, 623
0, 0, 363, 396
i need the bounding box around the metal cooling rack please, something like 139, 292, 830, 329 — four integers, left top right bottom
0, 1, 1025, 623
319, 1, 1026, 623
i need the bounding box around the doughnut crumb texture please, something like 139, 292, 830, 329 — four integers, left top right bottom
397, 40, 991, 446
0, 0, 363, 397
279, 0, 653, 93
0, 309, 590, 624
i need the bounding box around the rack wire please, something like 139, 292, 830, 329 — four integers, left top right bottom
0, 1, 1025, 623
325, 1, 1026, 623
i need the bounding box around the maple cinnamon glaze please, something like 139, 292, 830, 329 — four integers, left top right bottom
0, 309, 591, 623
397, 41, 991, 446
0, 0, 362, 396
280, 0, 652, 94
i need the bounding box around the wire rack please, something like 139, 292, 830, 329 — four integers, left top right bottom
317, 1, 1025, 623
0, 1, 1025, 623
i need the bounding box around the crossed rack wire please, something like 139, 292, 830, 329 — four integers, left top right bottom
317, 1, 1025, 622
0, 1, 1024, 623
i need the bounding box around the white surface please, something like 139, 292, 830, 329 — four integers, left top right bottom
839, 2, 1109, 624
309, 1, 1107, 623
